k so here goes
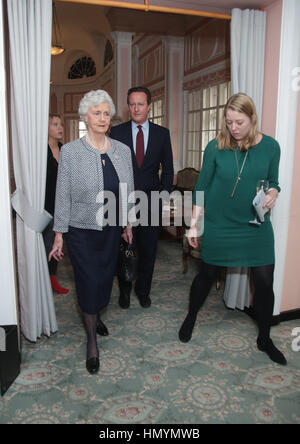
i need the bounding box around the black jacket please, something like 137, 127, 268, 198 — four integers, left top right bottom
44, 142, 62, 216
110, 121, 174, 195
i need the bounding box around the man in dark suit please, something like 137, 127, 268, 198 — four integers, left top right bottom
110, 86, 174, 309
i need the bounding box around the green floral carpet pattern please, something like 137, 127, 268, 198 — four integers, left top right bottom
1, 239, 300, 424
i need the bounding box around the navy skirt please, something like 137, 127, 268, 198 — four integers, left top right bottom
65, 153, 122, 314
65, 225, 121, 314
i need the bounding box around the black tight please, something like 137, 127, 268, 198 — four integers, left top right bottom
183, 261, 275, 342
82, 312, 98, 360
187, 261, 219, 315
251, 264, 275, 342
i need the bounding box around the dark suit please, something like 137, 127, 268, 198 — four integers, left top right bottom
110, 120, 174, 301
43, 143, 62, 275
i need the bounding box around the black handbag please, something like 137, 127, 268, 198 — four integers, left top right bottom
117, 241, 138, 282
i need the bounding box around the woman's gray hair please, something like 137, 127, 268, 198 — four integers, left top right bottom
78, 89, 116, 119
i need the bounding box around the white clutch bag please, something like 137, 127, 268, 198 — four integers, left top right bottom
253, 189, 269, 222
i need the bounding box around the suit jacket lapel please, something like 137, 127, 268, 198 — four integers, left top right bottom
125, 121, 139, 170
141, 121, 154, 167
124, 121, 134, 151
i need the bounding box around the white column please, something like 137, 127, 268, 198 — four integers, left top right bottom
0, 3, 18, 326
132, 44, 139, 87
273, 0, 300, 314
111, 31, 134, 121
163, 36, 184, 173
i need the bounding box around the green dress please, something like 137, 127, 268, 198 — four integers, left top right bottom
193, 134, 280, 267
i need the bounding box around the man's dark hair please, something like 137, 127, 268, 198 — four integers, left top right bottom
127, 86, 152, 105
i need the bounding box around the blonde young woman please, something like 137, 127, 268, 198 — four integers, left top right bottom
179, 93, 286, 366
49, 90, 134, 374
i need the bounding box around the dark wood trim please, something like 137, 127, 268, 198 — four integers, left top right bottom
244, 307, 300, 326
278, 309, 300, 323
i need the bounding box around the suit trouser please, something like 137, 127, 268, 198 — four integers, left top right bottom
118, 224, 160, 298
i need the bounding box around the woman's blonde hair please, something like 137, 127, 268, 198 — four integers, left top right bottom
216, 93, 259, 151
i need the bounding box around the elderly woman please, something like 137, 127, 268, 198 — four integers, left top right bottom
49, 90, 134, 374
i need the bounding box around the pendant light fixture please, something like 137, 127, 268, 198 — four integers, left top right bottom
51, 1, 65, 56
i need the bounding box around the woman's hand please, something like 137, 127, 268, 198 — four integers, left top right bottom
263, 188, 279, 209
186, 225, 198, 248
186, 205, 203, 249
122, 226, 133, 245
49, 232, 64, 262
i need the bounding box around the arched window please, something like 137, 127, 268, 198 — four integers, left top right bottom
68, 56, 96, 79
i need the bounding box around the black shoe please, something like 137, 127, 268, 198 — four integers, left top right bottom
86, 356, 100, 374
257, 338, 287, 365
138, 295, 151, 308
178, 314, 196, 343
119, 293, 130, 309
96, 319, 109, 336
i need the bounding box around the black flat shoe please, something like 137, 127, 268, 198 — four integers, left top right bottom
179, 322, 192, 343
119, 293, 130, 309
178, 314, 196, 343
86, 356, 100, 374
138, 295, 151, 308
257, 338, 287, 365
96, 319, 109, 336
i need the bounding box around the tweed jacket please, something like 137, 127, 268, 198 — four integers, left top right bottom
53, 136, 135, 233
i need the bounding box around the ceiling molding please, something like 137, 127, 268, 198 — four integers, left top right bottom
57, 0, 232, 20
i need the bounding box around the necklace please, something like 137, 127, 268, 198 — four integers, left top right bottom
86, 135, 108, 153
231, 149, 249, 198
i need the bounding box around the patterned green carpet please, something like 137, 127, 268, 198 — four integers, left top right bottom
1, 239, 300, 424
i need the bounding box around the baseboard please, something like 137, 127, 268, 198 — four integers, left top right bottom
0, 325, 21, 396
244, 307, 300, 325
278, 309, 300, 323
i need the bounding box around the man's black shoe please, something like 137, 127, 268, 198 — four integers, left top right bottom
138, 295, 151, 308
96, 319, 109, 336
119, 293, 130, 309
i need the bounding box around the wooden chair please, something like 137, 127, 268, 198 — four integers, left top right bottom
175, 167, 200, 193
174, 167, 200, 272
161, 167, 200, 240
175, 168, 225, 289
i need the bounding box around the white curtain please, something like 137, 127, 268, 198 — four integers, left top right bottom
230, 8, 266, 122
7, 0, 58, 341
224, 8, 266, 310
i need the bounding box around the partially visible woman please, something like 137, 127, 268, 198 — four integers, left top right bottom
179, 93, 286, 366
49, 90, 135, 374
43, 114, 69, 294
